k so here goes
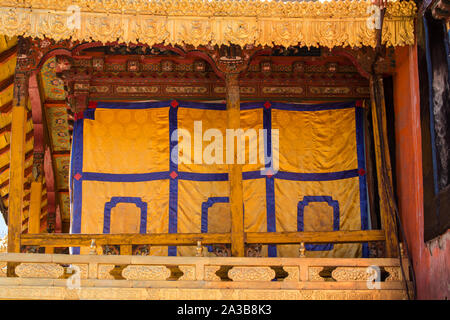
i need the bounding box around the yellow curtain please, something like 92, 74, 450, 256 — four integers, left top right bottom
70, 100, 369, 257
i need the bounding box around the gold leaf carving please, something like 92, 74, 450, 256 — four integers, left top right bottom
262, 87, 304, 95
228, 267, 275, 282
35, 12, 74, 41
222, 20, 258, 47
165, 86, 207, 94
0, 1, 416, 48
115, 86, 159, 94
130, 17, 169, 45
309, 87, 351, 95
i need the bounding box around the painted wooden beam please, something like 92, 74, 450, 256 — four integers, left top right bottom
28, 181, 42, 234
0, 44, 17, 64
28, 70, 56, 234
8, 75, 28, 258
246, 230, 385, 244
0, 76, 13, 92
20, 230, 384, 247
0, 101, 12, 113
44, 146, 57, 232
21, 233, 232, 247
29, 72, 44, 153
226, 72, 245, 257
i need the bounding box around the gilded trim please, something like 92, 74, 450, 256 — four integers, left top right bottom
0, 0, 416, 48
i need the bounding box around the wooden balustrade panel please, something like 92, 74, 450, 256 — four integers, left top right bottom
228, 267, 276, 282
122, 265, 171, 281
15, 263, 64, 279
0, 253, 411, 299
0, 253, 412, 299
178, 265, 196, 281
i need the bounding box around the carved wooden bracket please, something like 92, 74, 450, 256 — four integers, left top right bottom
245, 244, 262, 257
31, 152, 44, 182
332, 47, 396, 79
207, 45, 259, 76
12, 71, 29, 107
55, 55, 90, 113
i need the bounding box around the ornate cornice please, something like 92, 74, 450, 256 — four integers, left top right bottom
0, 0, 416, 48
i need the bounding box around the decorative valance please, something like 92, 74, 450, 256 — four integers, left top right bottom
0, 0, 416, 48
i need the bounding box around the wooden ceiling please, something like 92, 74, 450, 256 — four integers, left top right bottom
0, 36, 48, 234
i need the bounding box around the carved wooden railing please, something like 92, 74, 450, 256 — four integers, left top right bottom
18, 230, 385, 256
0, 252, 410, 299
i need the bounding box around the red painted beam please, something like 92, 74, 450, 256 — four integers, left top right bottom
0, 76, 13, 92
0, 101, 12, 113
44, 146, 59, 233
28, 69, 61, 234
29, 72, 44, 153
0, 45, 17, 63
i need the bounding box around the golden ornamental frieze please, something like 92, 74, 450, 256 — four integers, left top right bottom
0, 0, 416, 47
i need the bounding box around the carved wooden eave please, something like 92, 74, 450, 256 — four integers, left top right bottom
53, 45, 377, 112
0, 0, 416, 48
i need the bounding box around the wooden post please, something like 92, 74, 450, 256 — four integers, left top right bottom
28, 180, 42, 234
120, 245, 132, 255
7, 67, 29, 276
369, 75, 398, 258
8, 104, 27, 253
225, 72, 245, 257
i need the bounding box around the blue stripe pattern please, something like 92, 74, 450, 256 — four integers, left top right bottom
168, 103, 178, 256
297, 196, 340, 251
103, 197, 147, 234
71, 100, 369, 257
356, 107, 369, 257
201, 197, 230, 252
263, 104, 277, 257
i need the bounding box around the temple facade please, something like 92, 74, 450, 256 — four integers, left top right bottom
0, 0, 448, 300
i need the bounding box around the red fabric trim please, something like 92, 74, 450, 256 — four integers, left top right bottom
74, 112, 84, 120
88, 101, 98, 109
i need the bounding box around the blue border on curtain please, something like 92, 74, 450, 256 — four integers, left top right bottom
70, 110, 86, 255
103, 197, 147, 234
70, 100, 369, 257
355, 106, 369, 257
168, 102, 178, 256
201, 197, 230, 252
297, 196, 340, 251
